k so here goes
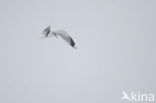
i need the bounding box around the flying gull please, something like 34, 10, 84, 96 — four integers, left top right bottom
42, 26, 77, 49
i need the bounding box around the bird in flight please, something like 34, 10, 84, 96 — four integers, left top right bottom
42, 26, 77, 49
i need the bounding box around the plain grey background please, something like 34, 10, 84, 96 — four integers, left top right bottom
0, 0, 155, 103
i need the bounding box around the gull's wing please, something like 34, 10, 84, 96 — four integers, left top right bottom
42, 26, 51, 37
54, 30, 77, 49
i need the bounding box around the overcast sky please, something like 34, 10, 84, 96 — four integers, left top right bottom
0, 0, 156, 103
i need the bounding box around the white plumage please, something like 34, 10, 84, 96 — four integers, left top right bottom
42, 26, 77, 49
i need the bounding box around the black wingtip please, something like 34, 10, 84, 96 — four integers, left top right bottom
69, 38, 76, 48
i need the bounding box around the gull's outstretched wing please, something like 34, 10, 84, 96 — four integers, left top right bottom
54, 30, 77, 49
42, 26, 51, 37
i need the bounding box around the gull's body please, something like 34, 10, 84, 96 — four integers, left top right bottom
42, 26, 77, 49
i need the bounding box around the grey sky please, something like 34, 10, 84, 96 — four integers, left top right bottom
0, 0, 156, 103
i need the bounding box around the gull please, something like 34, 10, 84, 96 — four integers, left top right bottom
42, 26, 77, 49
